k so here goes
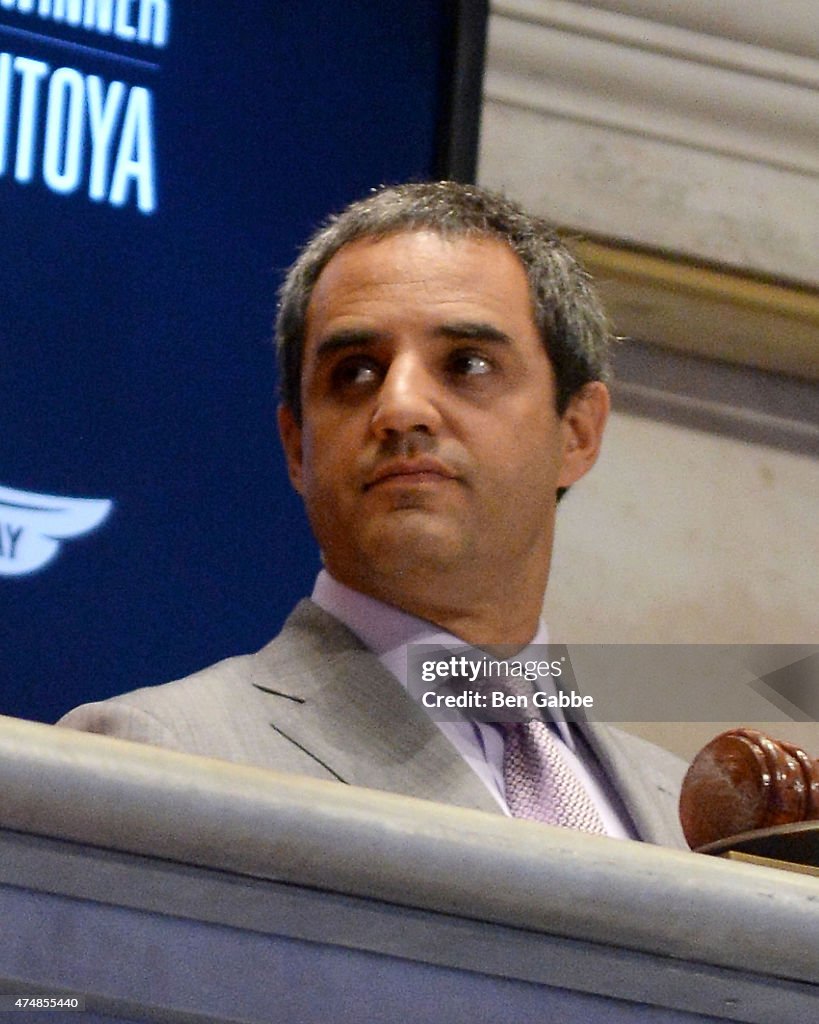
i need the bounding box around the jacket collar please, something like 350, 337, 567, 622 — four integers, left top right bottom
249, 600, 502, 815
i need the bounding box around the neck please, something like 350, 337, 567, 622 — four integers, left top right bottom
333, 568, 547, 648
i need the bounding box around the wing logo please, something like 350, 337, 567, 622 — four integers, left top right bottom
0, 484, 114, 577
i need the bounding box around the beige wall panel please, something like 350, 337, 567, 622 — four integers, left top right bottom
544, 410, 818, 761
480, 102, 819, 287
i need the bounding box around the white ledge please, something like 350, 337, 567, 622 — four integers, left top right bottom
487, 1, 819, 176
2, 713, 819, 989
565, 0, 819, 62
494, 0, 819, 86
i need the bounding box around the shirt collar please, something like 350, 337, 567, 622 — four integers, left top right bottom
311, 569, 438, 656
311, 569, 550, 673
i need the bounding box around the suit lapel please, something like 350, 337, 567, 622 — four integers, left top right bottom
248, 601, 501, 815
579, 720, 686, 847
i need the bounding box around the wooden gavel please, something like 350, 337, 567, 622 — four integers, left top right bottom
679, 728, 819, 849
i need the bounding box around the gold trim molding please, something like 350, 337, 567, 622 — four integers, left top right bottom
571, 239, 819, 382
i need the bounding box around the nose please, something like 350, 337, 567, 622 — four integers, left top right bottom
370, 353, 443, 441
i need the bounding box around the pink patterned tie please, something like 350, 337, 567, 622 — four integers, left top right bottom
502, 720, 607, 834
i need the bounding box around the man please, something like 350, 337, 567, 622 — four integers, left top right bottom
60, 182, 686, 846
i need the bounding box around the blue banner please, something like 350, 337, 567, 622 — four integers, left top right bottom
1, 2, 481, 721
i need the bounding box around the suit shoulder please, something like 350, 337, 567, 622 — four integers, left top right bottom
56, 650, 257, 750
55, 600, 354, 767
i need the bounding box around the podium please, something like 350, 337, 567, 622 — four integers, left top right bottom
0, 715, 816, 1024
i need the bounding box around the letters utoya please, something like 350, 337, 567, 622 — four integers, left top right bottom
0, 1, 170, 212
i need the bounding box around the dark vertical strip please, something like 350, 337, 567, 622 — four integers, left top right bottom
434, 0, 489, 182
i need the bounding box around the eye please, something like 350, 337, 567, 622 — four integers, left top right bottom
447, 350, 494, 377
329, 355, 381, 391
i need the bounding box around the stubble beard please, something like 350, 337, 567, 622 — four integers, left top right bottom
325, 507, 478, 605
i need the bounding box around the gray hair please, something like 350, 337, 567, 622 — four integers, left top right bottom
276, 181, 610, 422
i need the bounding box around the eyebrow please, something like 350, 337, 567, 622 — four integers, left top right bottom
314, 329, 380, 361
314, 321, 513, 360
435, 321, 513, 345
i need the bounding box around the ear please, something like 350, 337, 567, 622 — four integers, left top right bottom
557, 382, 610, 489
277, 404, 304, 495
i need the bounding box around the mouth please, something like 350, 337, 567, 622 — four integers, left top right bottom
364, 458, 459, 491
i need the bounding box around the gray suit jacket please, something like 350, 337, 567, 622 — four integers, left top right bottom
59, 600, 687, 848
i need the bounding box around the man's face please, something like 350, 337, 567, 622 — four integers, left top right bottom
279, 230, 607, 640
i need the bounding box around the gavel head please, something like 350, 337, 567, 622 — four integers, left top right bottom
679, 728, 819, 849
